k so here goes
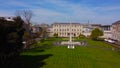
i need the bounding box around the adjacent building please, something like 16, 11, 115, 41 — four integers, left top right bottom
83, 23, 102, 37
47, 26, 53, 37
91, 24, 101, 29
101, 25, 112, 38
32, 25, 42, 33
31, 23, 50, 38
111, 21, 120, 41
83, 23, 92, 37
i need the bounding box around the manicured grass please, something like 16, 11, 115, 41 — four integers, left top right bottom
20, 38, 120, 68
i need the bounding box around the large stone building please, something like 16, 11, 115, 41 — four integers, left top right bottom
51, 23, 112, 38
52, 23, 83, 37
111, 21, 120, 41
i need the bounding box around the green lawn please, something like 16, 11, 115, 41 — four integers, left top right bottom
19, 38, 120, 68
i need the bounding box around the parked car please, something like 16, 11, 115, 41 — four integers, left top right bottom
107, 39, 115, 44
104, 38, 117, 44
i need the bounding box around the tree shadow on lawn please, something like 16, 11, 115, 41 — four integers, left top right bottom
23, 48, 45, 53
24, 44, 53, 53
1, 54, 53, 68
39, 44, 53, 49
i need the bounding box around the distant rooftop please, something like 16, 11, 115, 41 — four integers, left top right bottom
52, 23, 82, 25
0, 17, 14, 21
91, 24, 101, 26
112, 20, 120, 25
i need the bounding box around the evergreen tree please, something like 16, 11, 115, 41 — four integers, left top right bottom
0, 16, 24, 64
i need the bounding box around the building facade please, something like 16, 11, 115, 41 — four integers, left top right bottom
82, 23, 102, 37
52, 23, 83, 37
32, 25, 42, 33
32, 23, 112, 38
83, 23, 92, 37
111, 21, 120, 41
47, 27, 53, 37
91, 24, 101, 29
51, 23, 112, 38
101, 25, 112, 38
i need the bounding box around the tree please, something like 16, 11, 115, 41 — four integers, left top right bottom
38, 26, 48, 39
90, 28, 103, 40
15, 10, 34, 46
0, 16, 24, 64
53, 33, 58, 38
15, 9, 33, 35
15, 10, 33, 24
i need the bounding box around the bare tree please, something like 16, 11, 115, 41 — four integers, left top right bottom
22, 10, 33, 24
15, 10, 33, 24
15, 10, 21, 17
15, 10, 34, 47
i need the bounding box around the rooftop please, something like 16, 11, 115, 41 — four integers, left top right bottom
52, 23, 82, 25
112, 20, 120, 25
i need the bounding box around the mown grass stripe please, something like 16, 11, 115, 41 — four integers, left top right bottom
20, 38, 120, 68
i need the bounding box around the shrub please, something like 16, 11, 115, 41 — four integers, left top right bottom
53, 33, 58, 38
40, 39, 45, 43
90, 28, 103, 40
78, 34, 86, 38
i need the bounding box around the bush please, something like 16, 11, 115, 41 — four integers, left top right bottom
92, 38, 104, 41
53, 33, 58, 38
78, 34, 86, 38
40, 39, 45, 43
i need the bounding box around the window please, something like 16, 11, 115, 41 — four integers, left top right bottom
62, 29, 64, 31
68, 33, 70, 36
72, 29, 74, 31
67, 29, 69, 31
74, 29, 76, 31
65, 29, 66, 31
59, 25, 61, 27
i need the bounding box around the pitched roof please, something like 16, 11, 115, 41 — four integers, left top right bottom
52, 23, 82, 25
112, 20, 120, 25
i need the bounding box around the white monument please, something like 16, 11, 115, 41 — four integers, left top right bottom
68, 23, 74, 49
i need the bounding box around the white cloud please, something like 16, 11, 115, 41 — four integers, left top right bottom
94, 6, 120, 11
32, 9, 65, 17
0, 0, 120, 25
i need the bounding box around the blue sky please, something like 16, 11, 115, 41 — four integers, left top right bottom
0, 0, 120, 25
